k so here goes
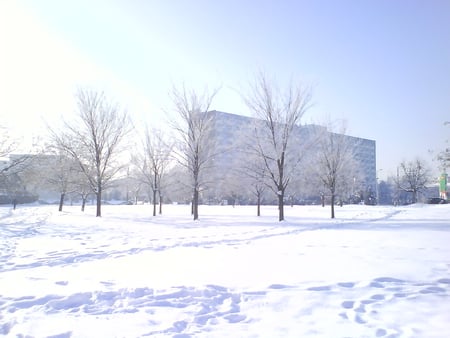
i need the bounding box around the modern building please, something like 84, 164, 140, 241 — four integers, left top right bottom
204, 110, 376, 203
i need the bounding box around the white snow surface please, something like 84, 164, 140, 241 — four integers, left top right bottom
0, 203, 449, 337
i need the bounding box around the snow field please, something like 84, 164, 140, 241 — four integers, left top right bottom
0, 203, 449, 337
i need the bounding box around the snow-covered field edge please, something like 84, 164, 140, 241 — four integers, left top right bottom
0, 203, 449, 337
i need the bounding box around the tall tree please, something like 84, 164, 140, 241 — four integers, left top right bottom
169, 85, 219, 220
51, 88, 132, 217
395, 159, 431, 203
244, 73, 312, 221
236, 147, 268, 216
314, 122, 361, 218
133, 127, 172, 216
247, 163, 267, 216
123, 165, 143, 205
73, 169, 93, 212
44, 150, 78, 212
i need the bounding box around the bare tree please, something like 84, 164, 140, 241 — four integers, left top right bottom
123, 165, 143, 205
436, 121, 450, 170
0, 126, 17, 162
73, 170, 93, 212
169, 84, 219, 220
234, 145, 268, 215
43, 150, 79, 212
0, 125, 48, 210
314, 122, 361, 218
163, 163, 191, 204
0, 132, 33, 208
247, 163, 267, 216
133, 127, 173, 216
0, 126, 33, 177
50, 88, 132, 217
395, 159, 431, 203
244, 73, 312, 221
0, 172, 21, 209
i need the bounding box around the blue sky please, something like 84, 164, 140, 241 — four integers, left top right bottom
1, 0, 449, 180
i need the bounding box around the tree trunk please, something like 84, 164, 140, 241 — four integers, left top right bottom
58, 192, 65, 212
12, 198, 17, 210
81, 197, 86, 212
257, 194, 261, 217
152, 189, 157, 216
330, 193, 335, 219
412, 190, 417, 204
159, 194, 163, 214
278, 157, 285, 221
96, 185, 102, 217
193, 188, 199, 220
278, 190, 284, 221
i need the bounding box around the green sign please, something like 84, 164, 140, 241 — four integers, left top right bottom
439, 173, 447, 193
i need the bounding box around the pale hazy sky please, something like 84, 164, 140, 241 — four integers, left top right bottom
0, 0, 449, 179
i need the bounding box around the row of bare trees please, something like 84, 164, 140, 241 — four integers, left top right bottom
43, 76, 338, 220
0, 76, 368, 220
1, 73, 439, 220
167, 74, 369, 220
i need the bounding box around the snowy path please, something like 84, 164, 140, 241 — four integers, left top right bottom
0, 204, 449, 337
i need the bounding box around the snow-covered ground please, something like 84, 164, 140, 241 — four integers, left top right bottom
0, 203, 449, 337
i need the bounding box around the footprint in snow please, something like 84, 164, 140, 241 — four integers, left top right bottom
337, 276, 450, 336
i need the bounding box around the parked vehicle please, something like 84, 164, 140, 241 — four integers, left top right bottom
427, 197, 448, 204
